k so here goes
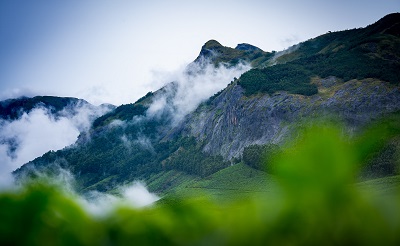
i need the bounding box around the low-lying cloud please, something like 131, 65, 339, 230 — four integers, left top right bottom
147, 59, 251, 125
0, 57, 251, 202
14, 167, 160, 215
79, 59, 253, 170
0, 103, 111, 188
105, 59, 252, 153
270, 44, 301, 65
81, 181, 160, 216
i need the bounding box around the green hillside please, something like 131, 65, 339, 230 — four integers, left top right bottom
238, 13, 400, 96
158, 164, 400, 204
160, 163, 277, 204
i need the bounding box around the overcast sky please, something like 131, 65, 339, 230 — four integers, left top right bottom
0, 0, 399, 105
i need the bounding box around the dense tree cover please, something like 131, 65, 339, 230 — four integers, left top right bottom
292, 49, 400, 84
239, 64, 318, 96
239, 13, 400, 96
162, 137, 229, 177
135, 91, 154, 104
92, 104, 147, 128
359, 112, 400, 179
17, 129, 161, 191
3, 124, 400, 246
16, 116, 227, 191
362, 141, 399, 179
242, 144, 279, 171
92, 92, 153, 129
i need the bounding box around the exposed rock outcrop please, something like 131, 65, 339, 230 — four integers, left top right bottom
172, 78, 400, 159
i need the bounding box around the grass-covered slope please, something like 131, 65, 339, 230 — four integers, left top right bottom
172, 163, 276, 203
187, 163, 272, 191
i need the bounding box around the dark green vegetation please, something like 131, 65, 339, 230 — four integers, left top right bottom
239, 64, 318, 96
17, 127, 228, 192
238, 13, 400, 96
92, 103, 147, 128
0, 96, 90, 120
162, 137, 229, 177
242, 144, 280, 171
2, 125, 400, 245
92, 91, 154, 129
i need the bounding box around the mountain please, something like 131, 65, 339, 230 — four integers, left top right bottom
0, 96, 115, 182
0, 96, 115, 120
1, 96, 83, 120
194, 39, 273, 67
14, 13, 400, 193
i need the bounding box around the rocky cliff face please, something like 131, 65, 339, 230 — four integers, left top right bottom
173, 77, 400, 160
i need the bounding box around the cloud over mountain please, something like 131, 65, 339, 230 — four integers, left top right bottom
0, 100, 111, 188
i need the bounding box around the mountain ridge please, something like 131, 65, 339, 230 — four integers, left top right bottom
194, 39, 273, 67
13, 13, 400, 193
0, 96, 102, 120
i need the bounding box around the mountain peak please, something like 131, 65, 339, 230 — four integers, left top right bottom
235, 43, 263, 52
376, 12, 400, 25
194, 40, 227, 64
368, 12, 400, 36
194, 39, 271, 67
203, 40, 223, 49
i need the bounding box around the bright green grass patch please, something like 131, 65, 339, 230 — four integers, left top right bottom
187, 163, 275, 191
145, 170, 199, 193
165, 163, 277, 204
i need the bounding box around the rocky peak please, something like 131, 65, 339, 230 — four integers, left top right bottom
235, 43, 263, 52
195, 39, 226, 62
194, 40, 271, 67
203, 40, 223, 49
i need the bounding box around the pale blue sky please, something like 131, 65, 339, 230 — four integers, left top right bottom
1, 0, 399, 105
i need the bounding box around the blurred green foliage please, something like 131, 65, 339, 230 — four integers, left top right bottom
2, 123, 400, 245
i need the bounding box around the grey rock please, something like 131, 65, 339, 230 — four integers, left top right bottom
169, 78, 400, 160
